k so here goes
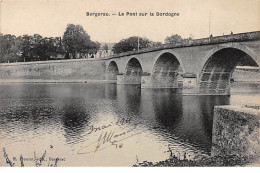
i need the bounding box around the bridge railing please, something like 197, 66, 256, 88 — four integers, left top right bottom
102, 31, 260, 60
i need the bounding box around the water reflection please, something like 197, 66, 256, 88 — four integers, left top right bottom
116, 85, 142, 117
151, 89, 183, 128
114, 86, 231, 153
61, 98, 90, 144
0, 82, 259, 166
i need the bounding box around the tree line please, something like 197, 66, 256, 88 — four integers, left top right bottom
0, 24, 101, 63
112, 34, 193, 54
0, 24, 193, 63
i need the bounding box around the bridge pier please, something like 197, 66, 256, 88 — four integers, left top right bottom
181, 72, 231, 95
117, 73, 142, 85
141, 71, 180, 88
181, 73, 199, 95
106, 73, 117, 80
198, 68, 232, 95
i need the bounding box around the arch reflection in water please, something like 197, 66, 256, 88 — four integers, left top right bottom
61, 98, 90, 144
116, 85, 142, 117
139, 89, 230, 154
59, 83, 117, 144
114, 85, 231, 154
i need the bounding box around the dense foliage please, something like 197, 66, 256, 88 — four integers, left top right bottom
112, 36, 162, 54
0, 24, 100, 63
62, 24, 100, 59
1, 25, 193, 63
164, 34, 193, 44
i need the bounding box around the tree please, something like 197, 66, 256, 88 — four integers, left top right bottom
81, 41, 100, 57
33, 37, 65, 61
164, 34, 183, 44
151, 41, 163, 47
20, 34, 34, 61
62, 24, 99, 58
164, 34, 194, 45
0, 34, 22, 63
102, 43, 109, 52
112, 36, 161, 54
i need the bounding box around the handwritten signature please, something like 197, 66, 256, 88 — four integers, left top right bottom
86, 117, 133, 135
77, 122, 145, 154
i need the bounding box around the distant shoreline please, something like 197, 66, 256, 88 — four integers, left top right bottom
0, 79, 117, 84
0, 79, 259, 84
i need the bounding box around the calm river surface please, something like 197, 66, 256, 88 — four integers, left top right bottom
0, 82, 259, 166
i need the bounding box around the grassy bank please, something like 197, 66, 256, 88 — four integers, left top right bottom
133, 153, 258, 167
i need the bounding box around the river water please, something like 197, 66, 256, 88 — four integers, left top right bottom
0, 82, 259, 166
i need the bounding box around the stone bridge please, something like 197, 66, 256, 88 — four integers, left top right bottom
104, 31, 260, 95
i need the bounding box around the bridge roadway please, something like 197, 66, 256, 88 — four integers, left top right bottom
104, 31, 260, 95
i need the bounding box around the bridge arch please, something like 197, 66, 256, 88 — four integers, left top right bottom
149, 52, 183, 88
106, 61, 119, 80
125, 57, 143, 75
152, 50, 185, 74
118, 57, 144, 85
198, 47, 259, 94
199, 43, 259, 72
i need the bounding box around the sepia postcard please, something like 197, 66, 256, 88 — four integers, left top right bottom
0, 0, 260, 167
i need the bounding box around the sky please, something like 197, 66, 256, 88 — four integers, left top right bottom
0, 0, 259, 43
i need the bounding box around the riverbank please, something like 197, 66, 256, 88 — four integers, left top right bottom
135, 104, 260, 167
133, 154, 259, 167
0, 79, 117, 84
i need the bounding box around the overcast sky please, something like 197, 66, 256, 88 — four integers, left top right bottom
1, 0, 259, 43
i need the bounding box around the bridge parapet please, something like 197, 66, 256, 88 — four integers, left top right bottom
103, 31, 260, 60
